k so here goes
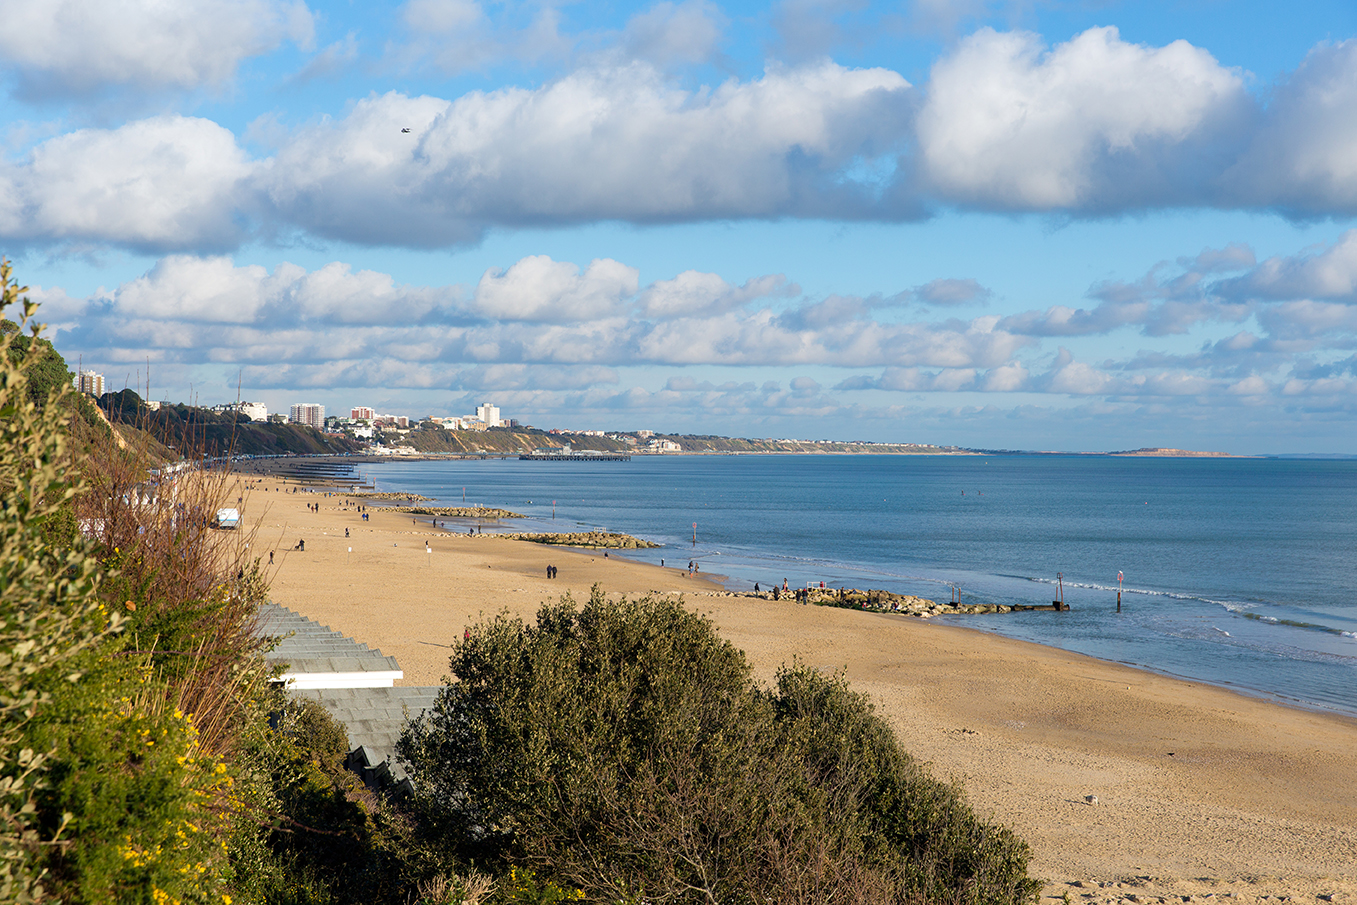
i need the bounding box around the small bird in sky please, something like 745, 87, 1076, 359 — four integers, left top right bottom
401, 127, 411, 133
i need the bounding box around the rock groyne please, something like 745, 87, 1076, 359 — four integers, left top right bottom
392, 506, 525, 519
735, 586, 1034, 618
501, 531, 660, 549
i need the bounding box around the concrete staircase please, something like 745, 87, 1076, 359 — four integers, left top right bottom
257, 603, 443, 790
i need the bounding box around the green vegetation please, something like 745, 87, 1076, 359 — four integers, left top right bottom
98, 389, 361, 458
2, 257, 1036, 903
398, 428, 628, 456
400, 591, 1039, 905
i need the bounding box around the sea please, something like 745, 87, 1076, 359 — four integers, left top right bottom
353, 454, 1357, 718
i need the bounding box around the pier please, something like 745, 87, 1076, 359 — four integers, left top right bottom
519, 452, 631, 461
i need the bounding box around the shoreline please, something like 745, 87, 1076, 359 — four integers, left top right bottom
238, 474, 1357, 901
265, 466, 1354, 720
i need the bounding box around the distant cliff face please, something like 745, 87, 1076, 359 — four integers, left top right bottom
98, 392, 361, 459
1110, 448, 1232, 457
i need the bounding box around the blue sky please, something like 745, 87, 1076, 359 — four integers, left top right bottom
4, 0, 1357, 453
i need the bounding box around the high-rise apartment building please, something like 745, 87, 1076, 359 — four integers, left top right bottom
476, 402, 501, 427
289, 403, 325, 430
76, 370, 104, 396
351, 406, 375, 420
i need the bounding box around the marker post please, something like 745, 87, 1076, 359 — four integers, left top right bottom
1117, 571, 1124, 612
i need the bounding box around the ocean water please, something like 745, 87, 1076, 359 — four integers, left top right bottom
356, 455, 1357, 717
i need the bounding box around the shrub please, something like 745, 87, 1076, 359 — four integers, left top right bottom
399, 590, 1040, 905
0, 258, 256, 904
229, 689, 436, 905
0, 258, 117, 902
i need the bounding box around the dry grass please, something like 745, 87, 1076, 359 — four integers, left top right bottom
407, 871, 495, 905
74, 404, 272, 757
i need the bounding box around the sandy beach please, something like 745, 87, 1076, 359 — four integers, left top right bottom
243, 475, 1357, 904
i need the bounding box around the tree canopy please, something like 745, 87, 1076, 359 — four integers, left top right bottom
399, 591, 1039, 905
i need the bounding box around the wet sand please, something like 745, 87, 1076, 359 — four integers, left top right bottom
243, 476, 1357, 904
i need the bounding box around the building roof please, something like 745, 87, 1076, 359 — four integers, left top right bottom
256, 602, 443, 790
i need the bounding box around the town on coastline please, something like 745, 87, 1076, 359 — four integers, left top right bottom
78, 368, 974, 458
77, 367, 1231, 460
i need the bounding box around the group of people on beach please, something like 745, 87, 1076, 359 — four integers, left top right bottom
546, 565, 558, 579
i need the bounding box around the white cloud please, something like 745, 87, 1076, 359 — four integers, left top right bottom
0, 0, 313, 97
1180, 242, 1256, 274
913, 277, 990, 306
0, 116, 252, 251
53, 253, 1034, 381
450, 364, 620, 391
917, 26, 1247, 210
260, 62, 912, 245
395, 0, 569, 74
637, 271, 795, 318
45, 235, 1357, 426
998, 299, 1152, 337
979, 360, 1029, 391
621, 0, 726, 67
1218, 229, 1357, 301
1256, 300, 1357, 340
474, 256, 638, 323
93, 255, 464, 326
114, 256, 279, 323
1225, 40, 1357, 214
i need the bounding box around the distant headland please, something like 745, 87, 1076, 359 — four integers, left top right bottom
1107, 447, 1232, 457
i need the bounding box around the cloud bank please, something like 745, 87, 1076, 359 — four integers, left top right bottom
5, 28, 1357, 252
44, 232, 1357, 419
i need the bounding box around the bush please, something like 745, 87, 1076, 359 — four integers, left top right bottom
399, 590, 1039, 905
0, 258, 117, 902
0, 258, 256, 904
229, 689, 439, 905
